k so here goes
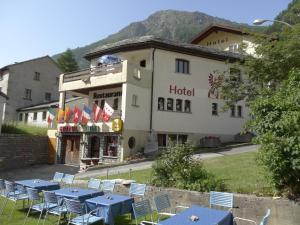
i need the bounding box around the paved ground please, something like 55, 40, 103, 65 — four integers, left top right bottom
0, 144, 259, 180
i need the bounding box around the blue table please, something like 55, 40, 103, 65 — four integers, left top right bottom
15, 179, 60, 192
85, 194, 134, 225
158, 205, 233, 225
54, 188, 103, 202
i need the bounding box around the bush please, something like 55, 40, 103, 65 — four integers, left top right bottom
151, 141, 225, 192
2, 122, 48, 136
249, 70, 300, 198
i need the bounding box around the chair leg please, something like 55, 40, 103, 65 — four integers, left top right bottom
23, 201, 33, 225
42, 210, 49, 225
57, 213, 62, 225
8, 201, 17, 222
37, 208, 44, 225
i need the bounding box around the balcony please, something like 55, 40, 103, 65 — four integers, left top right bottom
60, 60, 152, 94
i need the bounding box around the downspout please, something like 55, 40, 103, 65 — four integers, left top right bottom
150, 48, 156, 131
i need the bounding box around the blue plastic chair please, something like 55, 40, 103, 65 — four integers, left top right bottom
101, 180, 115, 194
87, 178, 101, 190
62, 174, 75, 187
209, 191, 233, 210
0, 181, 29, 222
53, 172, 64, 183
129, 183, 146, 199
42, 191, 68, 225
234, 209, 271, 225
64, 198, 104, 225
132, 199, 156, 225
23, 187, 47, 225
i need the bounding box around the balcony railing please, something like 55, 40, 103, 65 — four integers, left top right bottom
63, 63, 123, 83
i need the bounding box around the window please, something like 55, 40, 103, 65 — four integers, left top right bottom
184, 100, 191, 113
25, 89, 32, 100
113, 98, 119, 110
0, 74, 3, 80
167, 98, 173, 111
132, 94, 138, 106
230, 105, 236, 117
34, 72, 40, 81
100, 99, 105, 109
178, 135, 188, 144
212, 103, 218, 116
128, 137, 136, 149
140, 60, 146, 68
175, 59, 189, 74
237, 105, 243, 117
158, 97, 164, 110
230, 68, 241, 82
45, 92, 51, 101
56, 77, 59, 85
176, 99, 182, 112
157, 134, 167, 147
19, 113, 23, 121
42, 111, 47, 121
229, 44, 239, 53
33, 112, 37, 121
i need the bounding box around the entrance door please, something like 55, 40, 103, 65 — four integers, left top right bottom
90, 136, 100, 158
63, 136, 80, 165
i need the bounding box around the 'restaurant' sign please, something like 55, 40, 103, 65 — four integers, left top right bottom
93, 91, 122, 99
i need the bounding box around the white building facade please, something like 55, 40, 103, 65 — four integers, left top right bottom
57, 36, 249, 166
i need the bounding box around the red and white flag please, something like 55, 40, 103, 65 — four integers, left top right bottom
93, 104, 103, 122
102, 102, 114, 122
73, 106, 82, 124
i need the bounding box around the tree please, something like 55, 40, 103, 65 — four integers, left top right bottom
56, 49, 79, 73
220, 24, 300, 197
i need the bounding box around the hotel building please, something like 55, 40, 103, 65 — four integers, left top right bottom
56, 36, 249, 166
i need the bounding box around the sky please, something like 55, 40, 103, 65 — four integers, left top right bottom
0, 0, 293, 67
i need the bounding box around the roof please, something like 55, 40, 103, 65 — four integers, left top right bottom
0, 55, 61, 73
85, 35, 242, 62
190, 23, 252, 44
0, 91, 8, 100
17, 97, 83, 112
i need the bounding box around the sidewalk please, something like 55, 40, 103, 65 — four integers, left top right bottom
75, 144, 259, 179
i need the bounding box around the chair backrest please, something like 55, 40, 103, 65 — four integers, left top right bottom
62, 174, 75, 185
26, 187, 40, 201
101, 180, 115, 193
132, 199, 153, 219
154, 194, 171, 212
259, 209, 271, 225
129, 183, 146, 197
0, 179, 5, 190
53, 172, 64, 182
87, 178, 101, 189
43, 191, 58, 204
210, 191, 233, 209
5, 181, 15, 193
64, 198, 84, 215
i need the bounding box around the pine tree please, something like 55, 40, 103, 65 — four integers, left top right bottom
56, 49, 79, 73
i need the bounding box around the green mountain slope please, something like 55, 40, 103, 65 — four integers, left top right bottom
52, 10, 266, 69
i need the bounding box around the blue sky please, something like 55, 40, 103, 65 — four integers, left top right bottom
0, 0, 292, 67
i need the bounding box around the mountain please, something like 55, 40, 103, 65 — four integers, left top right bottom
52, 10, 266, 69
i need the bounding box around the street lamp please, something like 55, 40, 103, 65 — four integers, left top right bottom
253, 19, 293, 28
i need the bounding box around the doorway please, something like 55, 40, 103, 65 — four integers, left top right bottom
90, 136, 100, 158
62, 135, 80, 165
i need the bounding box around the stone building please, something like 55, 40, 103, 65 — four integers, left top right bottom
0, 56, 62, 122
0, 92, 8, 133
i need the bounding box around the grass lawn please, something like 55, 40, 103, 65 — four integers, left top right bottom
2, 123, 48, 136
100, 152, 273, 196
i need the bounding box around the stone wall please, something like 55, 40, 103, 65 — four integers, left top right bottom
79, 182, 298, 225
0, 134, 48, 171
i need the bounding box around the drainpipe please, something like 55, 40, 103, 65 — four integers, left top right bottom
150, 48, 156, 131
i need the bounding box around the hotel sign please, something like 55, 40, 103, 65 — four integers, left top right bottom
169, 85, 195, 96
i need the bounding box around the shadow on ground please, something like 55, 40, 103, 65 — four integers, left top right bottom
0, 164, 79, 180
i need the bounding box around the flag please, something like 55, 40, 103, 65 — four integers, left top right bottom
102, 102, 114, 122
47, 108, 57, 124
57, 108, 65, 123
82, 105, 92, 125
93, 104, 102, 122
64, 106, 72, 123
73, 106, 82, 124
